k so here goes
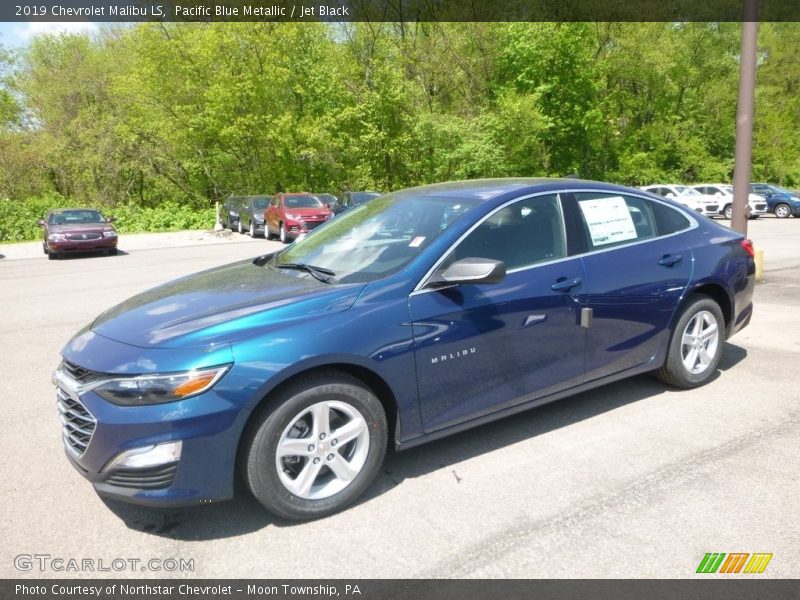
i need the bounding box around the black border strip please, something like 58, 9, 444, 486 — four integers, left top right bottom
2, 0, 800, 23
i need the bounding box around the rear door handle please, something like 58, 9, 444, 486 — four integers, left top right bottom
551, 277, 582, 292
658, 254, 683, 267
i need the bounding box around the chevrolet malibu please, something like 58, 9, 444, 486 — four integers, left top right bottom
53, 179, 755, 520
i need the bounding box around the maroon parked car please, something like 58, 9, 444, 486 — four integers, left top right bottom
38, 208, 118, 260
265, 193, 333, 243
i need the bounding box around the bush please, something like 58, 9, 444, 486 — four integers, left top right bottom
0, 195, 216, 242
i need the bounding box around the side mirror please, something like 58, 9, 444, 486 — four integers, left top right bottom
428, 257, 506, 287
36, 219, 46, 227
106, 216, 116, 223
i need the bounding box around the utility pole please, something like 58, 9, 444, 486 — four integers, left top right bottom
731, 0, 759, 235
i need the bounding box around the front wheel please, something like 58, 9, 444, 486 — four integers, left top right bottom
279, 223, 288, 244
723, 204, 733, 220
774, 203, 792, 219
249, 220, 255, 237
238, 220, 244, 234
657, 295, 724, 388
241, 373, 387, 520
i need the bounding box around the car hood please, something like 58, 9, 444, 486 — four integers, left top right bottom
49, 224, 115, 234
285, 207, 331, 217
90, 258, 365, 349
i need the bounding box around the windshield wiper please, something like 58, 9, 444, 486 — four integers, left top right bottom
277, 262, 336, 283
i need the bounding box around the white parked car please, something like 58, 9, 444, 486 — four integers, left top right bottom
690, 184, 767, 219
640, 185, 720, 217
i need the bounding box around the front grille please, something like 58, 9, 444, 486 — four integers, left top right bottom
67, 232, 101, 241
755, 203, 767, 211
61, 360, 104, 384
305, 221, 324, 230
706, 204, 719, 212
105, 463, 178, 489
57, 388, 96, 457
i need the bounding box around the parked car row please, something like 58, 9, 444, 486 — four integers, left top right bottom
222, 191, 384, 242
640, 182, 800, 219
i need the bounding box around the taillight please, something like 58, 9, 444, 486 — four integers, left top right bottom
740, 239, 755, 258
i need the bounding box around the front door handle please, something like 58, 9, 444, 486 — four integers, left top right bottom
658, 254, 683, 267
551, 277, 582, 292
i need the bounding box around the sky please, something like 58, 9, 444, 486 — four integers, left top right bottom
0, 21, 98, 49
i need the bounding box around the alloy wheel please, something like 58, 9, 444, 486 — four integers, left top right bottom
275, 400, 370, 500
680, 310, 720, 375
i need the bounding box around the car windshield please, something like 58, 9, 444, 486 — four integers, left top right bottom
768, 185, 793, 195
49, 210, 105, 225
274, 193, 480, 283
351, 192, 381, 205
285, 195, 323, 208
252, 197, 270, 209
675, 186, 700, 196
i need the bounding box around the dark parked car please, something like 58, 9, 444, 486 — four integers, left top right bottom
220, 196, 244, 232
38, 208, 118, 260
749, 183, 800, 218
53, 179, 754, 520
335, 190, 382, 214
265, 192, 333, 243
314, 193, 339, 212
238, 195, 271, 237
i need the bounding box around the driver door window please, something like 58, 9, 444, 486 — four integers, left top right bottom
448, 194, 566, 270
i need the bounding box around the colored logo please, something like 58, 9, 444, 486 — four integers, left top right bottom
696, 552, 773, 574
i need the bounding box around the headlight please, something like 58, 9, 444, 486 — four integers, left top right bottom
93, 365, 230, 406
102, 230, 117, 238
48, 233, 67, 242
285, 212, 300, 220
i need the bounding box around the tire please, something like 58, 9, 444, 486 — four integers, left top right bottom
228, 214, 236, 231
241, 372, 388, 520
107, 248, 118, 256
723, 204, 733, 220
249, 220, 256, 238
238, 219, 244, 234
279, 223, 288, 244
657, 295, 724, 389
774, 203, 791, 219
266, 227, 276, 240
42, 244, 48, 255
48, 251, 58, 260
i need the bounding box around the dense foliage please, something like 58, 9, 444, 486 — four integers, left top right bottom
1, 22, 799, 241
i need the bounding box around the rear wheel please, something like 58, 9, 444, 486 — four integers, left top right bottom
241, 372, 387, 520
107, 248, 118, 256
657, 295, 724, 388
774, 203, 791, 219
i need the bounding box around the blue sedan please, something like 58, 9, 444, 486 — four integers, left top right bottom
54, 179, 755, 520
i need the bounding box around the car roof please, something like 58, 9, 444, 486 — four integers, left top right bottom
47, 208, 102, 215
393, 178, 640, 202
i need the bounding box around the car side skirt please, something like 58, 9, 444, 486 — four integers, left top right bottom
396, 355, 664, 451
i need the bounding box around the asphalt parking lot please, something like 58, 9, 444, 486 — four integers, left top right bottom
1, 218, 798, 579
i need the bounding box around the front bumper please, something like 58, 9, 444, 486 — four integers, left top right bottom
285, 219, 328, 238
49, 238, 117, 254
54, 334, 247, 506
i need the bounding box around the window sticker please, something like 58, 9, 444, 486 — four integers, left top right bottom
409, 236, 426, 247
578, 196, 637, 246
